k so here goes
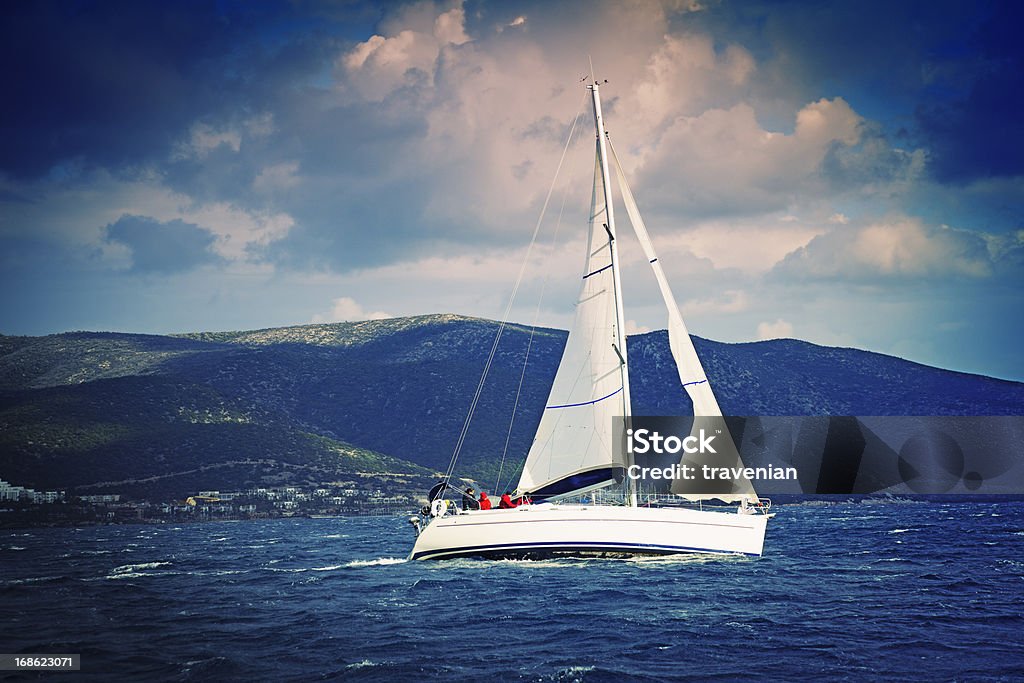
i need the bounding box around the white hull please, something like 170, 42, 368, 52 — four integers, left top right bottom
409, 503, 770, 561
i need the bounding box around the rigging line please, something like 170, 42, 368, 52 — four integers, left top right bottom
442, 90, 590, 487
494, 114, 584, 495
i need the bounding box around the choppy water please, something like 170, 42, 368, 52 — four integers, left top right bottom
2, 501, 1023, 681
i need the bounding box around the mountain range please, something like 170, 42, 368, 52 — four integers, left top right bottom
1, 314, 1021, 499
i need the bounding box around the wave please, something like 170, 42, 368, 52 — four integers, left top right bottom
345, 557, 407, 568
544, 665, 596, 682
345, 660, 380, 670
111, 561, 172, 574
5, 575, 66, 586
624, 553, 746, 565
263, 559, 404, 573
488, 558, 578, 568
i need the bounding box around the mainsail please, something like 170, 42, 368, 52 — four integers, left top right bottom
517, 153, 628, 499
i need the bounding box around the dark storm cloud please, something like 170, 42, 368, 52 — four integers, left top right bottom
914, 2, 1024, 182
0, 0, 347, 180
687, 0, 1022, 185
684, 0, 980, 99
1, 1, 235, 177
819, 128, 921, 192
105, 215, 220, 273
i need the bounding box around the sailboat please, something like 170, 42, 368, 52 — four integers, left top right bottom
408, 80, 772, 561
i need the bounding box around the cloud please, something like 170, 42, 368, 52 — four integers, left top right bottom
186, 202, 294, 262
652, 220, 824, 273
252, 161, 301, 195
0, 169, 294, 268
757, 318, 793, 340
629, 33, 756, 132
340, 3, 469, 101
172, 115, 275, 162
632, 97, 866, 218
310, 296, 392, 323
172, 123, 242, 160
681, 289, 750, 316
625, 319, 651, 336
774, 217, 995, 281
104, 215, 220, 274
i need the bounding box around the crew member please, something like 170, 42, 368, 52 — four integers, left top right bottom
462, 486, 479, 511
499, 492, 517, 509
478, 491, 492, 510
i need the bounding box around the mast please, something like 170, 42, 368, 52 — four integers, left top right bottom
589, 81, 637, 507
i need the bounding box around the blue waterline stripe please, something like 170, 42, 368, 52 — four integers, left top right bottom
682, 379, 708, 387
412, 539, 758, 561
546, 386, 622, 410
582, 263, 613, 280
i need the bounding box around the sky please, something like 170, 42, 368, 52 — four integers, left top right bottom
1, 0, 1022, 381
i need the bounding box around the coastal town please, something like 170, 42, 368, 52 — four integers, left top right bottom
0, 476, 431, 528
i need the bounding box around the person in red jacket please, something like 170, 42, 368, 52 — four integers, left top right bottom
499, 492, 517, 509
478, 491, 492, 510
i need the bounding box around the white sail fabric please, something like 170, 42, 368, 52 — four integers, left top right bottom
517, 153, 628, 497
608, 142, 721, 416
608, 141, 757, 503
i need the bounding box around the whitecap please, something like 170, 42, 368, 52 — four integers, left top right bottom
549, 665, 596, 681
187, 569, 246, 577
104, 570, 182, 580
265, 567, 310, 573
345, 557, 407, 568
485, 558, 574, 568
111, 561, 171, 574
6, 575, 64, 585
345, 660, 378, 670
625, 553, 742, 565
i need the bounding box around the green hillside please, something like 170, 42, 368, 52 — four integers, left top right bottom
2, 314, 1022, 500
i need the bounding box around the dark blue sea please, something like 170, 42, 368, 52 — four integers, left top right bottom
3, 501, 1023, 681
